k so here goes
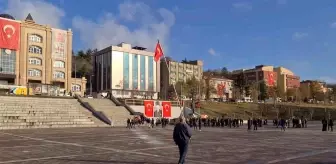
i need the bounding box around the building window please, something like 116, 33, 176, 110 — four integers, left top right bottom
0, 49, 16, 74
53, 61, 65, 68
53, 71, 65, 79
28, 57, 42, 65
29, 34, 42, 43
28, 69, 41, 77
72, 84, 81, 91
28, 46, 42, 54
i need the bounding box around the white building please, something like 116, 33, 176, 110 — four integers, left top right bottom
92, 43, 160, 99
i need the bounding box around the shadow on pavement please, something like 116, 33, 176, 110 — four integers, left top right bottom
59, 159, 176, 164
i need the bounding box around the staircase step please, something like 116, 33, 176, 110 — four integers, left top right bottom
0, 96, 98, 129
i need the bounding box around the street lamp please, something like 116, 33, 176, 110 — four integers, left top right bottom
90, 74, 94, 96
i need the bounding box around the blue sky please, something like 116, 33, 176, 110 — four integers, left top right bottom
1, 0, 336, 83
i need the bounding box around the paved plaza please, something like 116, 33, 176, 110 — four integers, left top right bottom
0, 123, 335, 164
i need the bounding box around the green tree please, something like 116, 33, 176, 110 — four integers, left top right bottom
204, 79, 217, 100
234, 72, 247, 98
259, 81, 268, 100
244, 85, 252, 97
310, 81, 322, 100
330, 85, 336, 101
73, 49, 94, 77
220, 67, 229, 76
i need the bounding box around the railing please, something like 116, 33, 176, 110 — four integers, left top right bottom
124, 99, 180, 107
109, 93, 122, 106
74, 94, 111, 125
108, 94, 137, 115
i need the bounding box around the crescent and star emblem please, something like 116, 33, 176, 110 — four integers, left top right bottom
146, 104, 152, 110
3, 25, 15, 38
164, 104, 169, 111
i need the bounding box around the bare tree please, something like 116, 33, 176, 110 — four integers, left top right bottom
309, 109, 314, 120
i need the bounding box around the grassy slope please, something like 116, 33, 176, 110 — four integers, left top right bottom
201, 102, 336, 119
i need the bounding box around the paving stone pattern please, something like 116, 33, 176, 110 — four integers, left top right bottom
0, 123, 335, 164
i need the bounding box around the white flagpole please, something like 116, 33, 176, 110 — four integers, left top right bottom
157, 40, 184, 117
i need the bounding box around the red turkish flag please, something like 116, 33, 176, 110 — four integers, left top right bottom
162, 101, 171, 117
144, 100, 154, 117
0, 18, 20, 50
154, 41, 163, 62
268, 72, 274, 86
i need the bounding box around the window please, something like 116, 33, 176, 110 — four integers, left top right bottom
28, 69, 41, 77
29, 46, 42, 54
53, 71, 65, 79
29, 34, 42, 43
53, 61, 65, 68
0, 49, 16, 74
72, 84, 81, 91
28, 58, 41, 65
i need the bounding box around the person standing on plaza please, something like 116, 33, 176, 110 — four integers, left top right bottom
198, 117, 202, 131
173, 116, 192, 164
322, 118, 328, 131
247, 118, 252, 130
328, 118, 333, 132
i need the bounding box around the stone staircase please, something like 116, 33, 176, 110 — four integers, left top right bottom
0, 96, 99, 129
81, 98, 130, 127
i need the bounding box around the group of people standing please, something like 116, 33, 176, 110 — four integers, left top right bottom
322, 118, 334, 131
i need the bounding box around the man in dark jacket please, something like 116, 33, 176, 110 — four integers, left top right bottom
173, 116, 192, 164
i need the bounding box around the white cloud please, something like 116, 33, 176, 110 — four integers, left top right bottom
292, 32, 308, 40
208, 48, 218, 56
4, 0, 65, 28
232, 2, 252, 11
72, 1, 175, 52
330, 22, 336, 28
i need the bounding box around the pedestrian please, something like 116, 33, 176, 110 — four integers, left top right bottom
198, 117, 202, 131
322, 118, 328, 131
173, 116, 192, 164
328, 118, 333, 132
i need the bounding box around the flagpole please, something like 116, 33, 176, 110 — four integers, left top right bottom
157, 40, 184, 117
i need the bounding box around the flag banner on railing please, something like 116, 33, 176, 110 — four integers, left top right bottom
162, 101, 172, 117
144, 100, 154, 117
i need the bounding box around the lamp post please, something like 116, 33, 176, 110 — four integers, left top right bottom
90, 74, 94, 96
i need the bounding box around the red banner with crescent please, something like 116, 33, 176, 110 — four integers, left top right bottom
217, 82, 226, 96
162, 101, 171, 117
267, 72, 275, 86
144, 100, 154, 117
0, 18, 20, 50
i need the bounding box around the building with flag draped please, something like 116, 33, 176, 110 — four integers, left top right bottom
0, 13, 86, 96
92, 43, 161, 99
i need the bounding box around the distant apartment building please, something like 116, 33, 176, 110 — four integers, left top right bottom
203, 73, 233, 100
160, 58, 203, 99
231, 65, 300, 96
300, 80, 328, 99
231, 65, 277, 86
92, 43, 160, 99
273, 67, 300, 94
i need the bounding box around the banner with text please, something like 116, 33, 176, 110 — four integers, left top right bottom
51, 28, 67, 59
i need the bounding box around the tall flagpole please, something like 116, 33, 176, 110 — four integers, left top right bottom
158, 40, 184, 116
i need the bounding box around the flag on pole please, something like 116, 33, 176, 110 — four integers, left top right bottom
154, 41, 163, 62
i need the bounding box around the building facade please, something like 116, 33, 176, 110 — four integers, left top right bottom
231, 65, 277, 86
273, 67, 300, 94
300, 80, 328, 99
0, 14, 86, 96
203, 73, 233, 100
160, 58, 203, 99
93, 43, 160, 99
